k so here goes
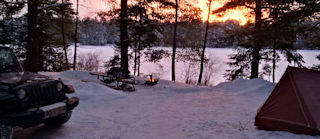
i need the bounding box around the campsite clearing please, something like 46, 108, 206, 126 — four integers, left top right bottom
13, 71, 319, 139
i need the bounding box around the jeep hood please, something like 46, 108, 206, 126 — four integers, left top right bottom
0, 72, 50, 86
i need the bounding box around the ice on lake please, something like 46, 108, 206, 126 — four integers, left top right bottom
68, 45, 319, 86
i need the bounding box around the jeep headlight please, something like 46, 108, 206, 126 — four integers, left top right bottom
17, 89, 27, 99
57, 82, 63, 92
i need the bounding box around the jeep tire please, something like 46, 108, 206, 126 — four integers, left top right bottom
0, 123, 13, 139
44, 111, 72, 127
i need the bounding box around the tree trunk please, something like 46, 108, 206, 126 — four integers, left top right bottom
61, 0, 69, 70
250, 47, 260, 79
272, 40, 276, 83
73, 0, 79, 70
136, 3, 143, 77
120, 0, 129, 72
38, 39, 44, 71
133, 39, 138, 76
198, 0, 212, 85
26, 0, 39, 72
172, 0, 178, 81
250, 0, 262, 79
137, 36, 141, 77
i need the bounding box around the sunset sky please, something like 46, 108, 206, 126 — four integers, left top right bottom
70, 0, 254, 25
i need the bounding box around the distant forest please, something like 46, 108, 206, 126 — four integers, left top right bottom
78, 17, 319, 50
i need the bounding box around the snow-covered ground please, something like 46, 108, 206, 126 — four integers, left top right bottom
14, 71, 319, 139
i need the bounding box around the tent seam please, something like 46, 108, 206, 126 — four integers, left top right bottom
288, 70, 311, 127
259, 116, 311, 128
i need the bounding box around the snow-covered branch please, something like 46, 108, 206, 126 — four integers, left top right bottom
37, 3, 72, 10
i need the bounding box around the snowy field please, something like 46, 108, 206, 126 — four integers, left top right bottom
67, 45, 320, 86
13, 71, 319, 139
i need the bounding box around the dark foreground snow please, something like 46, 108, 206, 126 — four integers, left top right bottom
13, 71, 319, 139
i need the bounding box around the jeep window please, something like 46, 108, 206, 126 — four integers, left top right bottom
0, 48, 22, 72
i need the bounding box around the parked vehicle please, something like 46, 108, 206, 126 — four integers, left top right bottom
0, 46, 79, 138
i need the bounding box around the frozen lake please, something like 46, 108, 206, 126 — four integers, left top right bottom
68, 45, 319, 86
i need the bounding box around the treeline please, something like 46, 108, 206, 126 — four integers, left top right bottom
78, 17, 118, 45
77, 17, 234, 48
79, 18, 318, 50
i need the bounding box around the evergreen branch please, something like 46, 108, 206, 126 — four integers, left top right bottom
306, 21, 320, 31
38, 3, 72, 10
244, 3, 254, 10
149, 0, 175, 8
212, 0, 255, 14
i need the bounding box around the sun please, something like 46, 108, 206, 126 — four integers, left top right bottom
194, 0, 254, 25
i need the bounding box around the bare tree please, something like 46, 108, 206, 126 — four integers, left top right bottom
198, 0, 212, 84
202, 57, 221, 86
76, 52, 101, 72
184, 62, 198, 85
172, 0, 178, 81
73, 0, 79, 70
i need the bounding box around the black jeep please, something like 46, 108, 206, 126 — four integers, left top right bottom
0, 46, 79, 138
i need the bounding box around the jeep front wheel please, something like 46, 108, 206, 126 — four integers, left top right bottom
0, 123, 13, 139
44, 111, 72, 127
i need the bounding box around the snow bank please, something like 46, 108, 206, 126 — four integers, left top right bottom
40, 71, 126, 97
211, 78, 275, 95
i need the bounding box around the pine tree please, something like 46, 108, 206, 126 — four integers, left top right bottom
128, 1, 164, 76
306, 21, 320, 70
0, 0, 27, 61
26, 0, 40, 72
100, 0, 174, 74
60, 0, 70, 70
23, 0, 75, 72
78, 18, 117, 45
120, 0, 129, 73
35, 0, 75, 71
216, 0, 320, 80
0, 0, 25, 46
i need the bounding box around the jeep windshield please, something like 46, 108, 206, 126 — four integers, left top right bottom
0, 47, 22, 73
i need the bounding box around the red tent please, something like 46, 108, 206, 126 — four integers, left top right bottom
255, 66, 320, 134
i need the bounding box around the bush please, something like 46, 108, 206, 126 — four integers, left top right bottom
76, 52, 101, 72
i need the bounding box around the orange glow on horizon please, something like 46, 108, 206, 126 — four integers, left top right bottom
194, 0, 254, 25
71, 0, 255, 25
